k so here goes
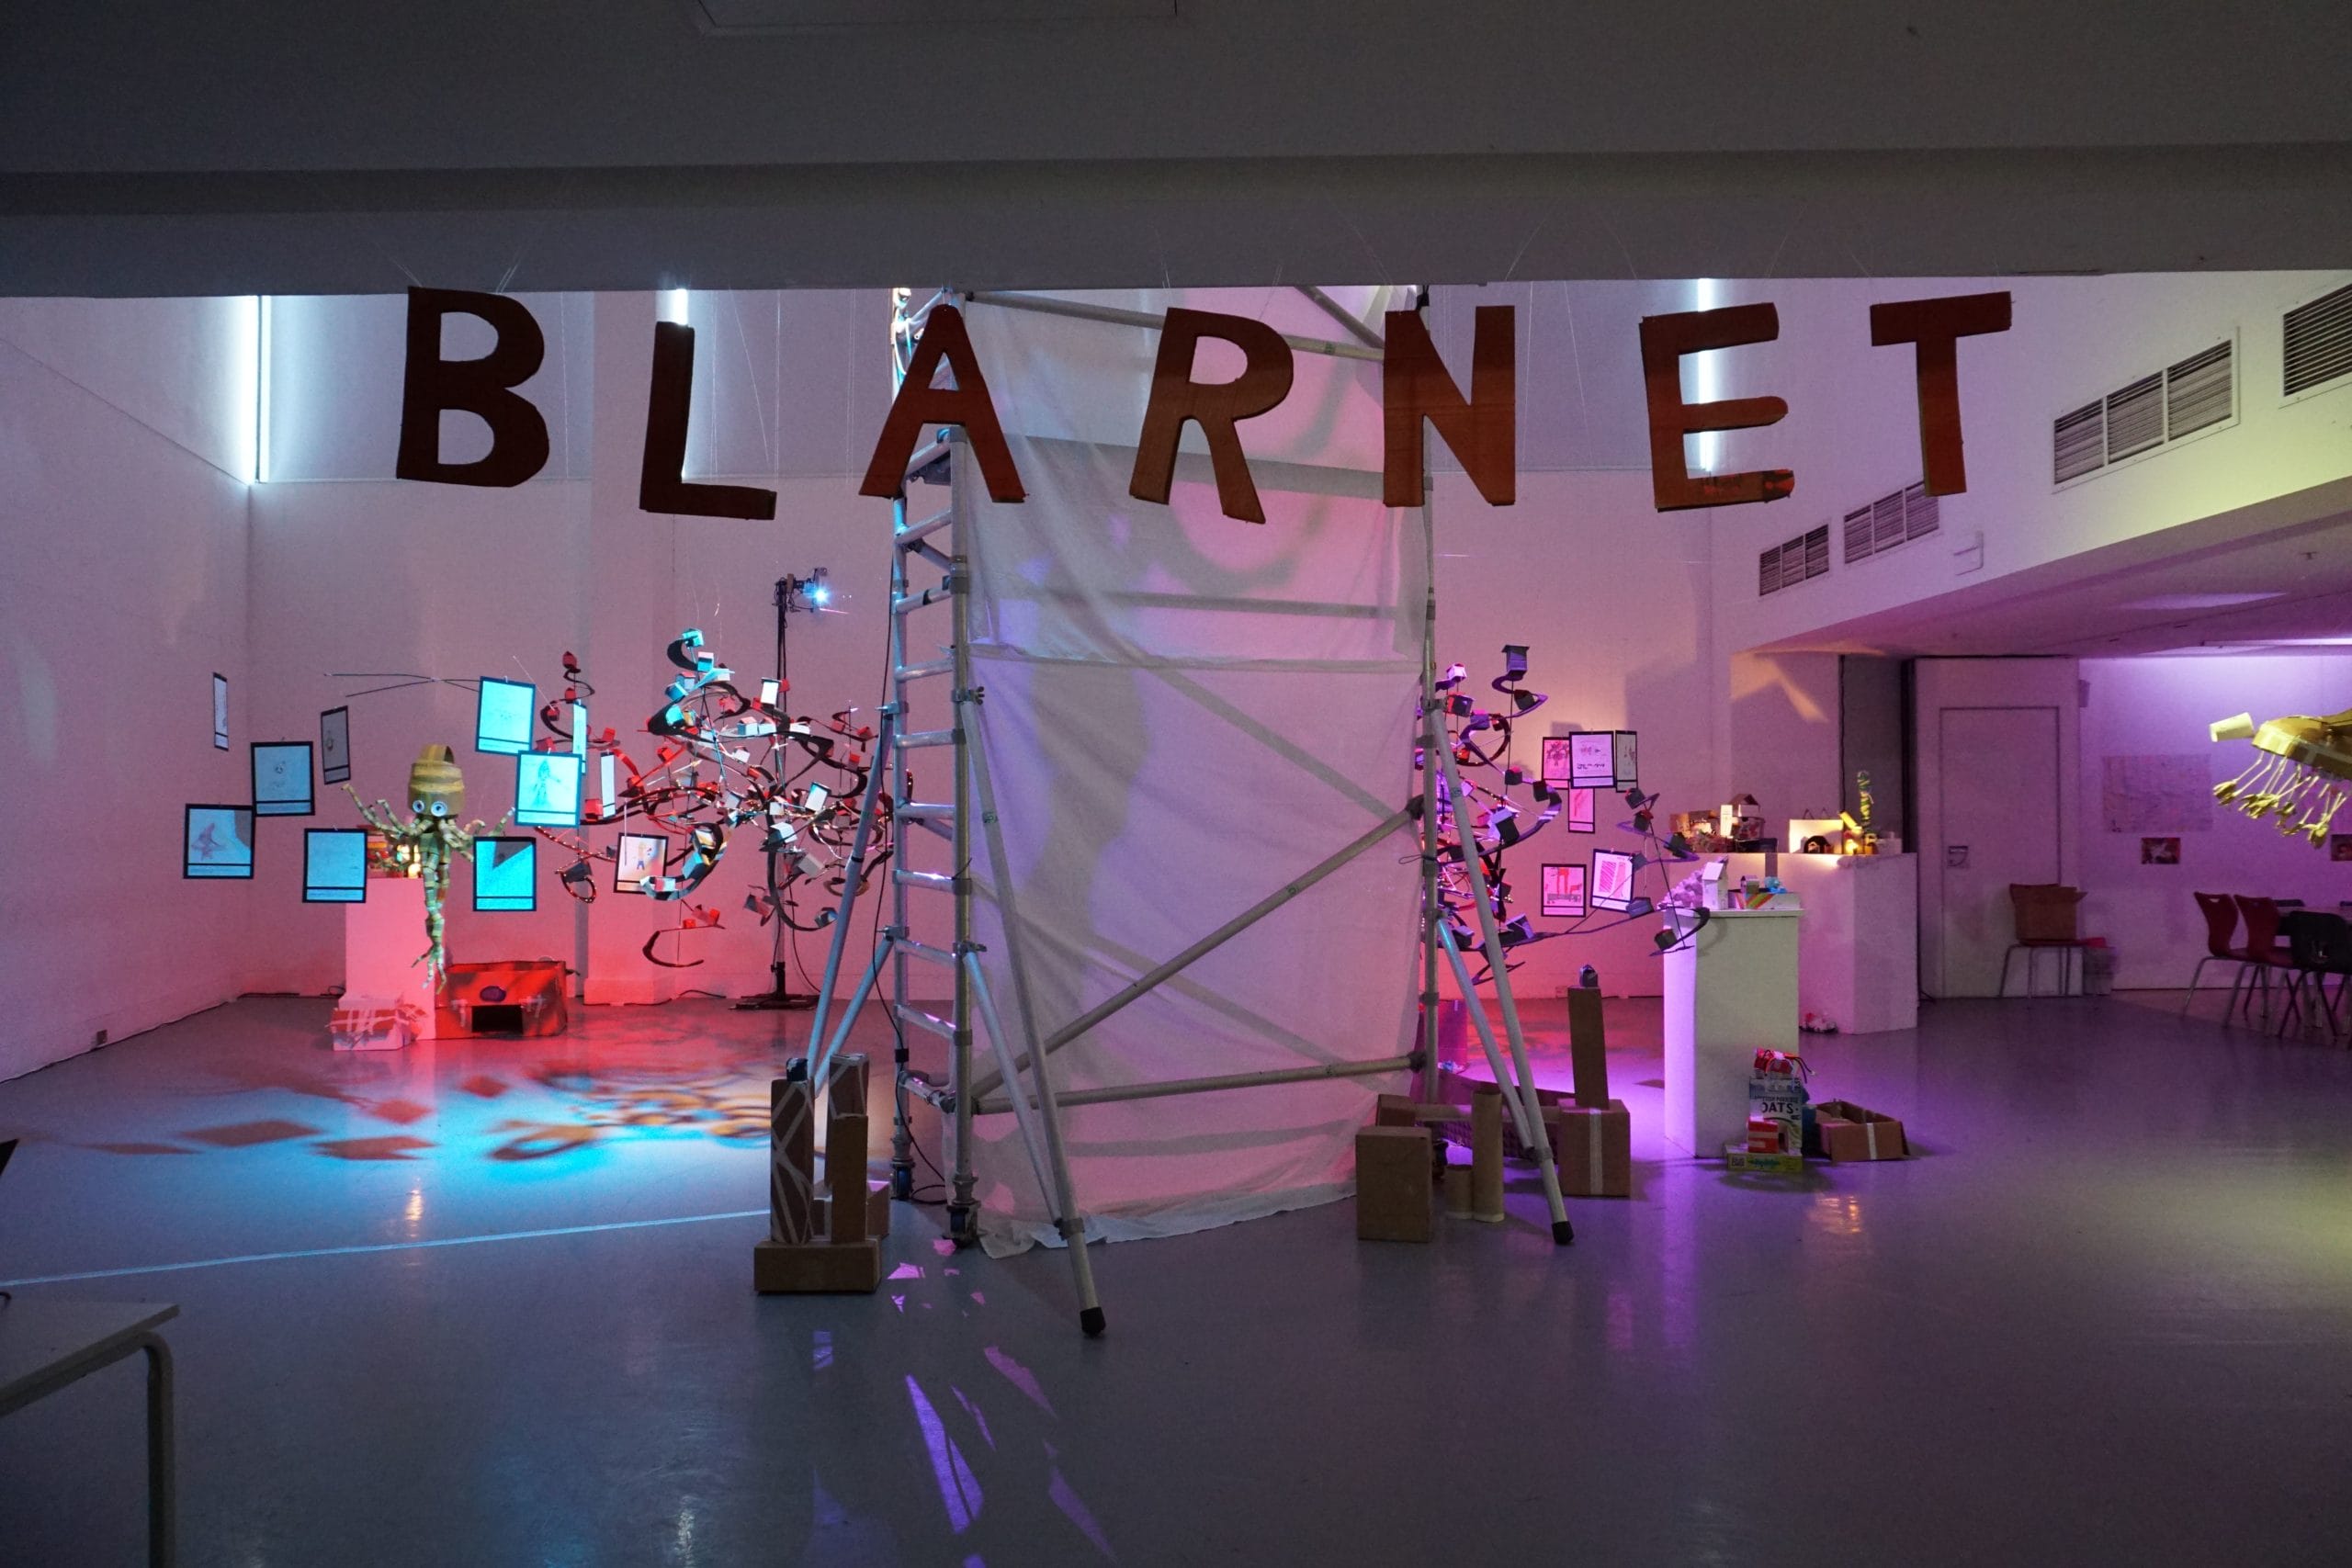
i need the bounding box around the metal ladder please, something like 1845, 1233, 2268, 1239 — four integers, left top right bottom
801, 288, 1105, 1335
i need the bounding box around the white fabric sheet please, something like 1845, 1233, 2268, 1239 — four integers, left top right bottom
959, 400, 1425, 1252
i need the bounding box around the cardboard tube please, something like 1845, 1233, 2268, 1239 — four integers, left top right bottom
829, 1112, 870, 1245
1472, 1086, 1505, 1222
827, 1051, 870, 1120
770, 1064, 815, 1245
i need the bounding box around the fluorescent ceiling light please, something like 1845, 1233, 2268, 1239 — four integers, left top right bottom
2120, 591, 2286, 611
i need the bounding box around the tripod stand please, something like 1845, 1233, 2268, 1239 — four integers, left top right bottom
736, 570, 830, 1012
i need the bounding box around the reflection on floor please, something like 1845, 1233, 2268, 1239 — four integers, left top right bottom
4, 989, 2351, 1565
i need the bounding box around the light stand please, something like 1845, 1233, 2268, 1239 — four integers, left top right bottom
736, 568, 831, 1011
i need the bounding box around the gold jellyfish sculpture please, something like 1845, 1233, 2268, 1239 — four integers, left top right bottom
345, 744, 510, 979
2211, 709, 2352, 847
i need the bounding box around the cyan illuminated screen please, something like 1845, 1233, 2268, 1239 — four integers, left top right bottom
252, 741, 315, 817
514, 751, 582, 827
303, 829, 369, 903
476, 677, 537, 756
473, 836, 537, 912
185, 805, 254, 878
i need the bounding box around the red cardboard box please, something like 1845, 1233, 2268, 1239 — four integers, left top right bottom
1814, 1099, 1908, 1161
438, 958, 568, 1037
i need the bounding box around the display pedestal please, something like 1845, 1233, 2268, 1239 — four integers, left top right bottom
1664, 908, 1799, 1156
342, 876, 438, 1042
1723, 852, 1918, 1033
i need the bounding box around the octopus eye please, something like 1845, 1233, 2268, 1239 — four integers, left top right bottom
411, 799, 427, 814
430, 800, 450, 818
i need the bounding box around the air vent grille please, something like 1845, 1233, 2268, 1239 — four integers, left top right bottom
2105, 374, 2164, 461
2052, 339, 2232, 485
2283, 282, 2352, 397
1904, 482, 1939, 539
1759, 525, 1831, 596
1841, 480, 1941, 565
2054, 401, 2105, 483
2165, 343, 2233, 436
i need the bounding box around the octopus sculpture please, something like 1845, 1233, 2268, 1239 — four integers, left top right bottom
345, 743, 509, 980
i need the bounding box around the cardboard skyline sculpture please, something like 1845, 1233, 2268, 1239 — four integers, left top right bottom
394, 287, 2011, 522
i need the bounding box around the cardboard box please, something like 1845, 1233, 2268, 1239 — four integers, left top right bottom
1813, 1099, 1908, 1161
1544, 1100, 1631, 1197
814, 1181, 894, 1240
752, 1237, 883, 1293
1355, 1124, 1434, 1242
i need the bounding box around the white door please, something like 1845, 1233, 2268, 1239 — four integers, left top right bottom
1938, 705, 2062, 995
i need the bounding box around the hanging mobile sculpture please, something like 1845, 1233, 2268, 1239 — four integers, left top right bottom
1424, 646, 1698, 985
2211, 708, 2352, 845
528, 631, 894, 960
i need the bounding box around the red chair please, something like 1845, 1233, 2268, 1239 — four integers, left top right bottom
2232, 896, 2299, 1025
2182, 892, 2248, 1016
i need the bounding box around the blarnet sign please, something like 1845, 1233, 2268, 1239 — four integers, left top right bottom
392, 288, 2011, 520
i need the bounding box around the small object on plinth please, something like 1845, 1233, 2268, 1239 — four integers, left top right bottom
1354, 1124, 1434, 1242
1470, 1086, 1506, 1222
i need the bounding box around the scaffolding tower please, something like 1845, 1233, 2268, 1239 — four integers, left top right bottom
801, 287, 1571, 1337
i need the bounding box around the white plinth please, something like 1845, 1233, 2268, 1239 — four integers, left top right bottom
1664, 908, 1799, 1156
343, 875, 439, 1040
1722, 852, 1918, 1034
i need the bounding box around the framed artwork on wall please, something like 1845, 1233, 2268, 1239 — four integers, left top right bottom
1541, 863, 1588, 918
1568, 732, 1615, 788
1566, 788, 1596, 833
211, 673, 229, 750
1611, 730, 1639, 788
514, 751, 582, 828
616, 832, 668, 893
473, 836, 537, 911
185, 805, 254, 879
1590, 849, 1637, 912
320, 706, 351, 785
476, 677, 537, 756
252, 741, 315, 817
302, 829, 368, 903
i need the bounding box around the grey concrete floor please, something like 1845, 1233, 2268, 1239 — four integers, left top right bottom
3, 990, 2350, 1566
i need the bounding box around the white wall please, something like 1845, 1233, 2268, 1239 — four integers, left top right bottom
244, 479, 593, 993
2078, 654, 2352, 989
0, 302, 254, 1079
241, 292, 909, 1009
1712, 270, 2352, 654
